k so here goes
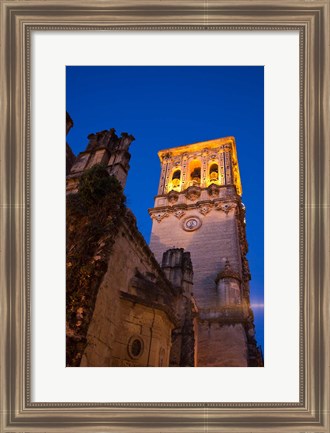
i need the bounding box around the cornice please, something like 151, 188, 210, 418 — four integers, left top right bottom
157, 136, 236, 161
149, 197, 240, 219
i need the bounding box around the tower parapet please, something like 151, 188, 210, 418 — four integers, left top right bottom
66, 128, 135, 193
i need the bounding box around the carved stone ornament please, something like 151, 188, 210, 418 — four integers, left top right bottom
207, 183, 220, 197
161, 152, 172, 162
184, 186, 201, 201
152, 211, 169, 223
198, 203, 213, 216
182, 216, 202, 232
214, 202, 237, 214
167, 190, 179, 204
173, 209, 186, 219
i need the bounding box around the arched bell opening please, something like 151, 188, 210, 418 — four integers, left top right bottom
209, 163, 219, 181
169, 169, 181, 191
189, 160, 201, 187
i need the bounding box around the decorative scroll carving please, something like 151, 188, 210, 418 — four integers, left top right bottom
198, 203, 213, 216
184, 186, 201, 201
207, 183, 220, 197
151, 211, 170, 223
168, 191, 179, 204
173, 209, 186, 219
161, 152, 172, 162
214, 202, 237, 214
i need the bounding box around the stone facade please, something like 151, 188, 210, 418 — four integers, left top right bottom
80, 212, 196, 367
66, 117, 196, 367
150, 186, 245, 309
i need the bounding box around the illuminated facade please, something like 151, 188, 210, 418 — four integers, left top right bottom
156, 137, 242, 196
149, 137, 262, 366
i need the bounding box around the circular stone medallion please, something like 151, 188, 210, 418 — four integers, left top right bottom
127, 335, 144, 359
182, 216, 202, 232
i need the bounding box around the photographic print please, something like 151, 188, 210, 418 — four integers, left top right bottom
65, 66, 264, 368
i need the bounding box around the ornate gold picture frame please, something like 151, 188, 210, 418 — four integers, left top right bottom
1, 0, 329, 431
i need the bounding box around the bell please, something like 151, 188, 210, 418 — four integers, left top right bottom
210, 171, 218, 181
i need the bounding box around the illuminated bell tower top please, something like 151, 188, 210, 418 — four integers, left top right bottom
156, 136, 242, 197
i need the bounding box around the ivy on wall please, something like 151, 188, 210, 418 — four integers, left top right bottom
66, 164, 126, 367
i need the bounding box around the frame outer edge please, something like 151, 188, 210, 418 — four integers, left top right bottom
0, 3, 7, 433
1, 2, 14, 433
305, 8, 316, 420
322, 0, 330, 430
0, 1, 329, 432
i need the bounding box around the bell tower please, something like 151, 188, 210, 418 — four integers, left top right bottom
149, 137, 262, 367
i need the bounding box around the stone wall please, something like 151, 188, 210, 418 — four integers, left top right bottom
80, 213, 196, 367
198, 322, 248, 366
66, 166, 126, 367
161, 249, 197, 367
80, 213, 177, 367
149, 181, 259, 366
150, 187, 243, 310
111, 299, 173, 367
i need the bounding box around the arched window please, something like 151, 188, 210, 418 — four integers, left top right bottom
209, 163, 219, 182
172, 170, 181, 187
189, 160, 201, 186
170, 169, 181, 190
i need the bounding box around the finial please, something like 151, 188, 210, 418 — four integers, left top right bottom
224, 259, 231, 272
215, 258, 241, 283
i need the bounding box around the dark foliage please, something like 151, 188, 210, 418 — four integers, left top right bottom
66, 165, 126, 366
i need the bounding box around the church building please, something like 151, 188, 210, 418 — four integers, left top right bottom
66, 113, 263, 367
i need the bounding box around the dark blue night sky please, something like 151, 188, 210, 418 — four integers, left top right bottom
66, 66, 264, 355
